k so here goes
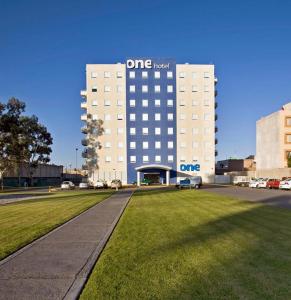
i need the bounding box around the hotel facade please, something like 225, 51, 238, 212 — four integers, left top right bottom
81, 58, 217, 185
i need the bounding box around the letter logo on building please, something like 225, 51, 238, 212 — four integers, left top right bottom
180, 164, 200, 172
126, 59, 152, 69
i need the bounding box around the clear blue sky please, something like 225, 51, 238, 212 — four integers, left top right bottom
1, 0, 291, 167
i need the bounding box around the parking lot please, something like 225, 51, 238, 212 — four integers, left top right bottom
204, 184, 291, 209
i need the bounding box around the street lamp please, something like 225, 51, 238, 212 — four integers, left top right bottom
75, 148, 78, 174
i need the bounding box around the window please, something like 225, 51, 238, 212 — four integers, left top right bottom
155, 155, 161, 162
92, 114, 98, 120
117, 85, 123, 93
192, 100, 199, 106
154, 71, 160, 79
167, 113, 174, 121
155, 99, 160, 107
142, 99, 148, 107
204, 72, 210, 78
167, 99, 173, 107
180, 142, 186, 148
155, 141, 161, 149
155, 128, 161, 135
155, 113, 161, 121
180, 114, 186, 120
143, 156, 149, 163
204, 85, 209, 92
92, 100, 98, 106
105, 114, 111, 121
130, 128, 136, 135
192, 114, 198, 120
105, 142, 111, 148
105, 156, 111, 162
142, 113, 148, 121
204, 113, 211, 121
193, 128, 199, 134
192, 85, 198, 92
193, 142, 199, 148
104, 72, 110, 78
116, 71, 123, 78
142, 141, 149, 149
104, 99, 111, 106
104, 128, 111, 135
142, 71, 148, 79
168, 141, 174, 149
130, 156, 136, 163
130, 99, 135, 107
204, 127, 211, 134
117, 128, 124, 134
168, 155, 174, 162
286, 117, 291, 126
130, 85, 135, 93
117, 99, 123, 106
91, 72, 97, 78
179, 99, 186, 106
92, 86, 97, 92
167, 85, 173, 93
179, 72, 186, 78
118, 142, 123, 148
155, 85, 161, 93
104, 85, 111, 92
286, 134, 291, 143
168, 128, 173, 135
204, 99, 210, 106
180, 156, 186, 162
130, 142, 136, 149
192, 72, 197, 79
130, 113, 136, 121
117, 114, 123, 120
167, 71, 173, 79
129, 71, 135, 79
142, 85, 148, 93
179, 86, 186, 92
118, 156, 124, 162
142, 127, 149, 135
180, 128, 186, 134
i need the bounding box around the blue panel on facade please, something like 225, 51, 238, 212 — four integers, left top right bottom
126, 58, 177, 184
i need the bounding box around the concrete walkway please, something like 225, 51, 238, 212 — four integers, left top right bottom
0, 190, 132, 300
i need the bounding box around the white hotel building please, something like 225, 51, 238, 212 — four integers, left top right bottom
80, 58, 218, 185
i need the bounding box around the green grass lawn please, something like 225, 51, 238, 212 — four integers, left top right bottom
81, 189, 291, 300
0, 190, 112, 260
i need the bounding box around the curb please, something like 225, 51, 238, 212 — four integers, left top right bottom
63, 190, 133, 300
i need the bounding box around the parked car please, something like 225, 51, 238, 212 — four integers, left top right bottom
249, 178, 260, 188
94, 180, 108, 189
111, 179, 122, 189
279, 178, 291, 190
233, 176, 250, 187
61, 181, 75, 190
140, 178, 151, 186
176, 176, 202, 189
266, 179, 280, 189
257, 178, 269, 188
79, 182, 89, 189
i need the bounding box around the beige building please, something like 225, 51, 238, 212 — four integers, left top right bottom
256, 102, 291, 170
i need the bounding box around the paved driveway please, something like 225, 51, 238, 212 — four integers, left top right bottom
203, 185, 291, 209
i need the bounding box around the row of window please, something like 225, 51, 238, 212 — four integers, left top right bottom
103, 141, 213, 149
89, 99, 211, 107
90, 113, 212, 121
103, 155, 212, 163
90, 71, 211, 79
90, 85, 211, 93
102, 127, 213, 135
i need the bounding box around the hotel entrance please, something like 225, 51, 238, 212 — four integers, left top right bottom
144, 173, 160, 184
135, 164, 172, 186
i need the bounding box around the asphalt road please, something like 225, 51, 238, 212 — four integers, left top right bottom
203, 185, 291, 209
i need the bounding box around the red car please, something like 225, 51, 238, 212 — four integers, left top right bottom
266, 179, 280, 189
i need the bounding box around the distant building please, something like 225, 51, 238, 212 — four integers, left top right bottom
256, 102, 291, 170
216, 156, 256, 175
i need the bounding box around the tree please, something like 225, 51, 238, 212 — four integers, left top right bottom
0, 98, 53, 187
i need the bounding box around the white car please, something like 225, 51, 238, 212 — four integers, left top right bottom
257, 178, 269, 188
94, 180, 107, 189
79, 182, 89, 189
279, 178, 291, 190
61, 181, 75, 190
249, 179, 259, 188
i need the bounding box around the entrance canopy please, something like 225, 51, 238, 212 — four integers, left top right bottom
135, 164, 172, 186
135, 164, 172, 171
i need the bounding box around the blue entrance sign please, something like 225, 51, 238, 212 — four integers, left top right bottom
180, 164, 200, 172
